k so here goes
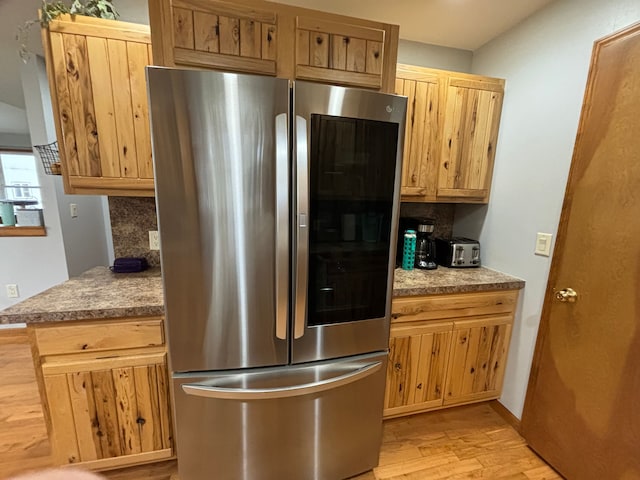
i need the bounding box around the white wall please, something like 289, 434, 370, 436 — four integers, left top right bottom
454, 0, 640, 419
54, 180, 111, 277
398, 39, 472, 72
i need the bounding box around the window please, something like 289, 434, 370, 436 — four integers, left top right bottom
0, 151, 43, 209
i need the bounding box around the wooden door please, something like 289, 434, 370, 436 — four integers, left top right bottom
521, 22, 640, 480
437, 75, 504, 203
384, 321, 451, 417
41, 349, 172, 469
444, 315, 512, 405
395, 65, 441, 200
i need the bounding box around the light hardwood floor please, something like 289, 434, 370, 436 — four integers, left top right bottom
350, 404, 561, 479
1, 331, 558, 480
0, 329, 52, 479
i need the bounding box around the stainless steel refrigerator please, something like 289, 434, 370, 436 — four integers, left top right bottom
147, 67, 406, 480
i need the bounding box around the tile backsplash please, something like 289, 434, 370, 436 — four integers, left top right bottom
108, 197, 455, 268
108, 197, 160, 267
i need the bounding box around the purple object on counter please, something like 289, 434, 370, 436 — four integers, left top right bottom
110, 257, 148, 273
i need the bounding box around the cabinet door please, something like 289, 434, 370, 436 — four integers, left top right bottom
444, 315, 513, 406
295, 17, 385, 89
437, 76, 504, 203
384, 321, 452, 418
41, 349, 172, 469
166, 0, 278, 75
395, 66, 441, 200
44, 15, 155, 196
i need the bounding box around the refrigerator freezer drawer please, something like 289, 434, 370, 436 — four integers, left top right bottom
172, 352, 387, 480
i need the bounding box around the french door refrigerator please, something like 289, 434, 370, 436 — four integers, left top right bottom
147, 67, 406, 480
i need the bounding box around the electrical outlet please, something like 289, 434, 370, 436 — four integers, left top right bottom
149, 230, 160, 251
535, 232, 553, 257
70, 203, 78, 218
6, 284, 19, 298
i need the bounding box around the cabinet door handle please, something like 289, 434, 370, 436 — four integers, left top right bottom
394, 363, 402, 371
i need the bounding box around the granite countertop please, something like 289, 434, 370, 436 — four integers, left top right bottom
0, 265, 523, 325
0, 266, 164, 325
393, 266, 524, 297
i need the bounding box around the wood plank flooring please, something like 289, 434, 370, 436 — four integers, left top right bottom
350, 404, 561, 480
0, 328, 52, 479
1, 332, 558, 480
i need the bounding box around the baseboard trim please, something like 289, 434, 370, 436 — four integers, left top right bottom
489, 400, 522, 434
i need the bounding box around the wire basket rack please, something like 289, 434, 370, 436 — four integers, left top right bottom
34, 141, 62, 175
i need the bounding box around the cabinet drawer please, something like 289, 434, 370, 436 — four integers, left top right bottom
391, 290, 518, 324
33, 317, 164, 356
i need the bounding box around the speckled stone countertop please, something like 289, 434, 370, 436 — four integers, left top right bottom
0, 266, 164, 325
0, 265, 523, 325
393, 266, 524, 297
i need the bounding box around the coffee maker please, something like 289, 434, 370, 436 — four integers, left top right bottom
397, 217, 437, 269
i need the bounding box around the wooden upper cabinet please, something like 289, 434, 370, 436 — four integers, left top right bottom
437, 75, 504, 203
295, 17, 385, 89
149, 0, 400, 93
395, 64, 504, 204
395, 65, 441, 199
167, 0, 279, 75
42, 14, 155, 196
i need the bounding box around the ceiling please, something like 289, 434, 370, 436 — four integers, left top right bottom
0, 0, 555, 135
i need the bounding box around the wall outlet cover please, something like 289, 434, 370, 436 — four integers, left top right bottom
149, 230, 160, 250
6, 284, 19, 298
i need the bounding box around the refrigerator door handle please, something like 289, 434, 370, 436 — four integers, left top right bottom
181, 361, 381, 400
294, 114, 309, 339
275, 112, 289, 341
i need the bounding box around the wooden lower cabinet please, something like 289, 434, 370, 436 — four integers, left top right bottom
30, 317, 173, 470
444, 316, 512, 405
384, 321, 451, 417
384, 290, 518, 418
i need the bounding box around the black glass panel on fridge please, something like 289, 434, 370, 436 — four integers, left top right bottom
307, 114, 399, 327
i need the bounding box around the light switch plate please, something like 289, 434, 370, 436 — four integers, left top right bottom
535, 232, 553, 257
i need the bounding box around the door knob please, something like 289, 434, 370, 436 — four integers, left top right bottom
555, 288, 578, 303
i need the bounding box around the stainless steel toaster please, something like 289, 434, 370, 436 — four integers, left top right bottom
435, 237, 481, 268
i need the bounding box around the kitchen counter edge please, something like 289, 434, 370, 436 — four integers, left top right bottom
0, 266, 524, 325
